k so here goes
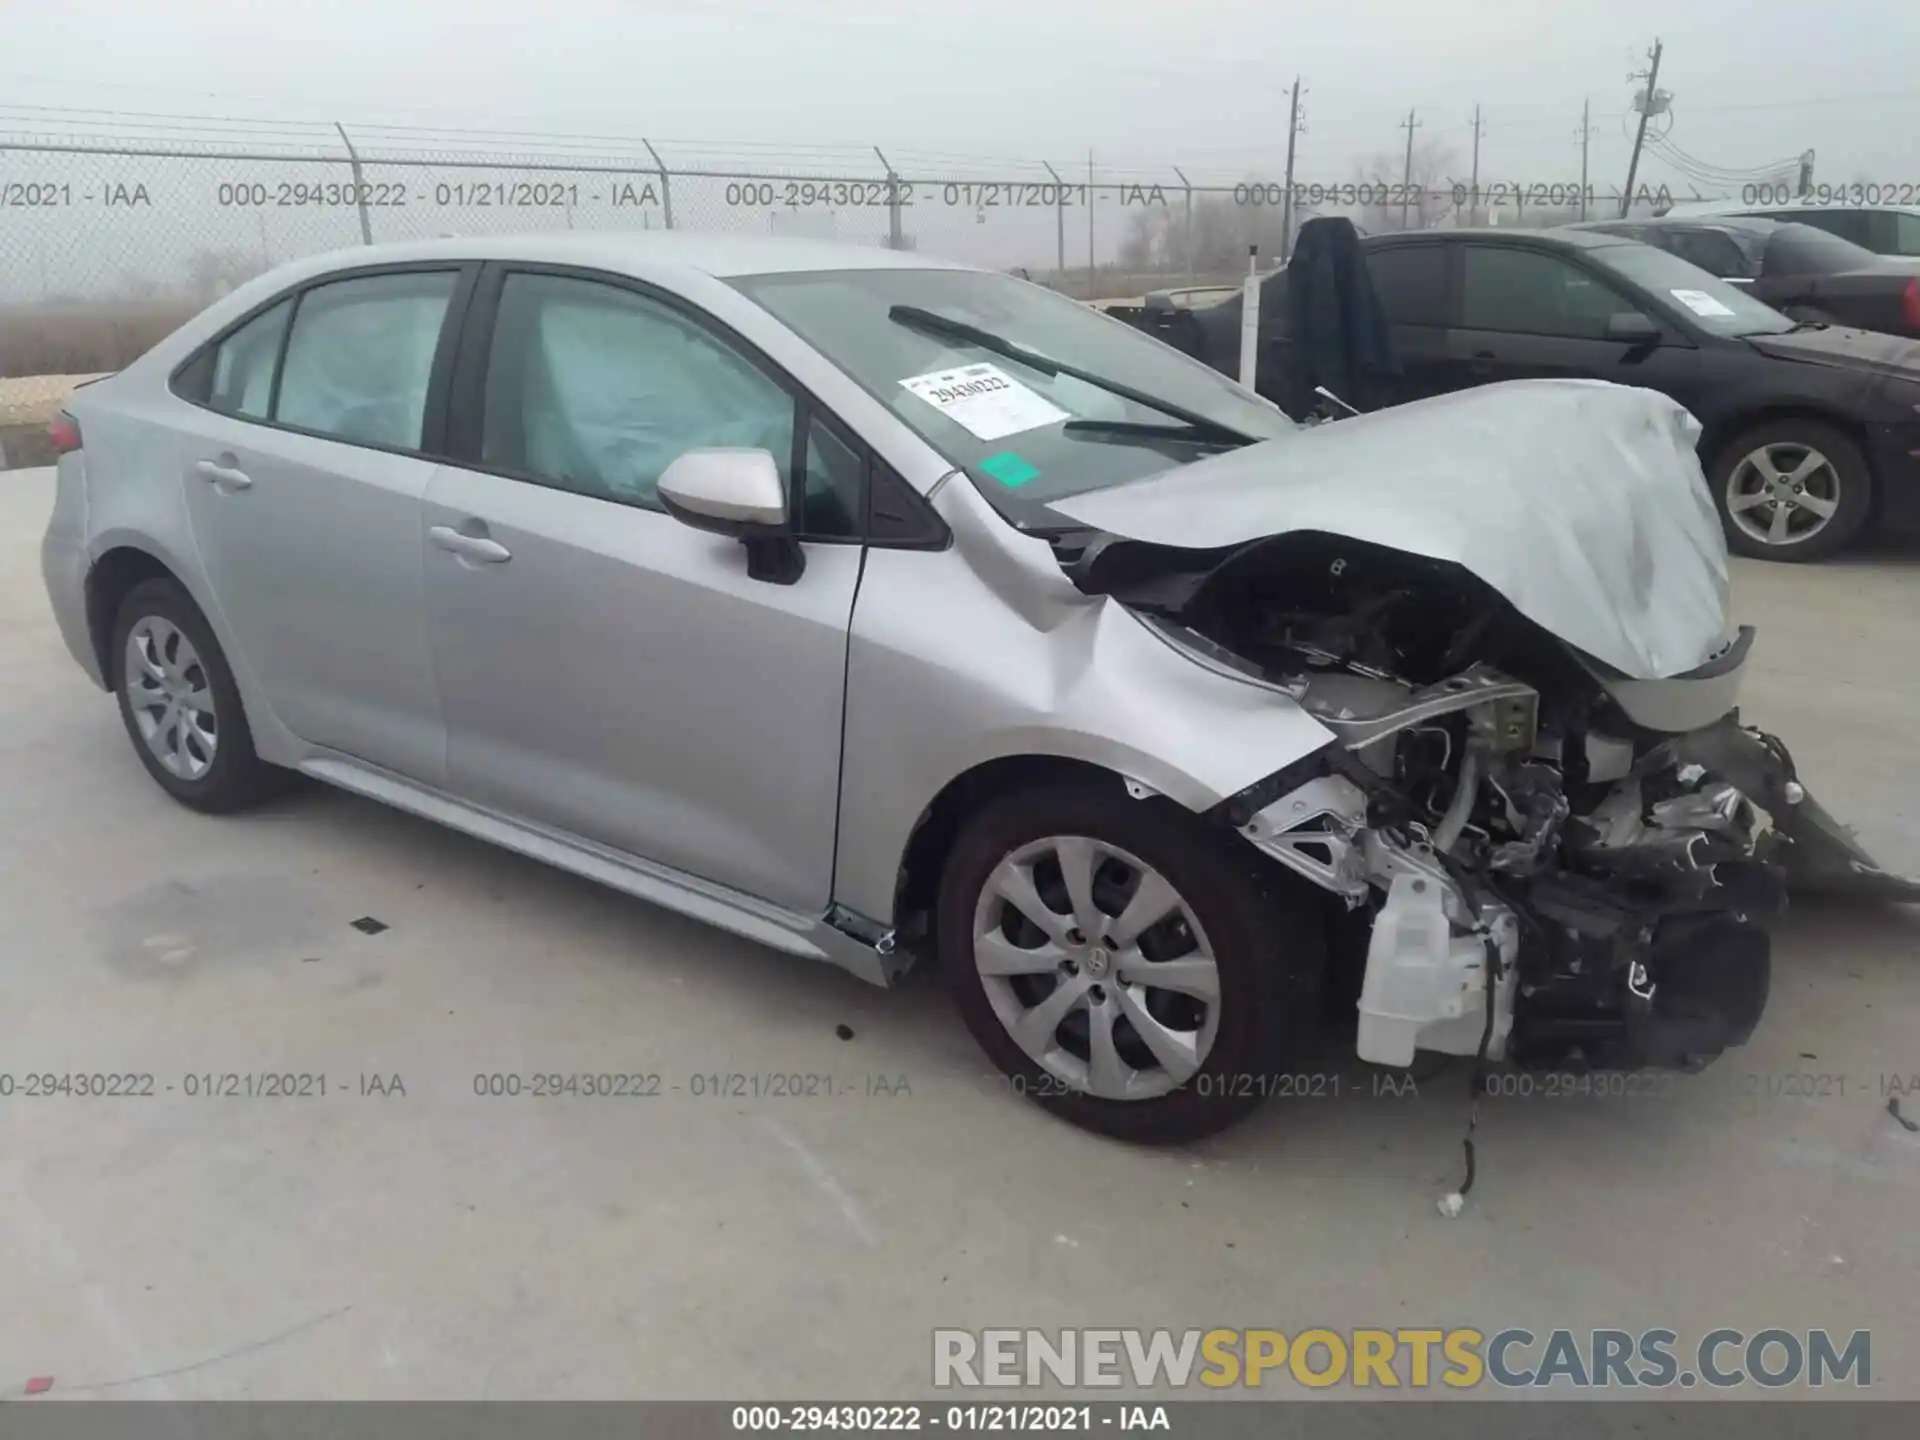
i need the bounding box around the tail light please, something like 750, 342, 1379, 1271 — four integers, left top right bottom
47, 410, 82, 455
1903, 277, 1920, 332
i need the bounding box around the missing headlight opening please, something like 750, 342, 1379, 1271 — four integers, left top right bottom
1115, 533, 1797, 1087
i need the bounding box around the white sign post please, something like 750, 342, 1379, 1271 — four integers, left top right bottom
1238, 245, 1262, 390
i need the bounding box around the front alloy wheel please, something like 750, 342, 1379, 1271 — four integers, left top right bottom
973, 835, 1221, 1101
939, 779, 1324, 1144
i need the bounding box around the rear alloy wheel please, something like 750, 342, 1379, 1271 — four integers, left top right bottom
1713, 420, 1871, 562
124, 615, 220, 782
112, 577, 284, 812
939, 780, 1323, 1144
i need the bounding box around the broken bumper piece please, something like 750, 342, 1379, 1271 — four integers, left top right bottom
1665, 720, 1920, 903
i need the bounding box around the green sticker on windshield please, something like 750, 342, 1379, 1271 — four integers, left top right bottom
979, 451, 1041, 488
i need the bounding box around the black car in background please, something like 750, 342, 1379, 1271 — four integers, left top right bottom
1134, 229, 1920, 562
1569, 215, 1920, 337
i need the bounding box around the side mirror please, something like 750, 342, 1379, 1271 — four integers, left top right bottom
1607, 312, 1663, 345
657, 447, 805, 584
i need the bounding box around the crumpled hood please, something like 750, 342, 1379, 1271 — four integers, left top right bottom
1051, 378, 1729, 681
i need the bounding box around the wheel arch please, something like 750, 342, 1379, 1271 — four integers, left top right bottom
889, 754, 1167, 952
883, 747, 1333, 955
86, 544, 182, 686
82, 535, 300, 766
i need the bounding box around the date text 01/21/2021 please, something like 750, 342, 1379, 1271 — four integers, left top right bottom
471, 1072, 914, 1099
0, 1072, 404, 1098
730, 1405, 1164, 1433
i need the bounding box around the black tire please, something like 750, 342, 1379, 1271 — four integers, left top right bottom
111, 577, 285, 813
1709, 418, 1872, 562
937, 777, 1325, 1144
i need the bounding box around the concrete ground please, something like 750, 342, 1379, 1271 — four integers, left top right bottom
2, 465, 1916, 1401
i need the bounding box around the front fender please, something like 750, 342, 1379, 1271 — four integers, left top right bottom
832, 478, 1333, 925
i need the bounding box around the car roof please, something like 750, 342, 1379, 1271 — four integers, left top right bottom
268, 230, 978, 281
1662, 199, 1920, 219
1366, 227, 1631, 250
1570, 214, 1782, 236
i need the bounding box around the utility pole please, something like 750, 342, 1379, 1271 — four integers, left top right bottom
1279, 77, 1305, 260
1796, 149, 1815, 198
1043, 161, 1067, 279
1467, 104, 1483, 225
1173, 165, 1195, 283
1575, 99, 1595, 220
1620, 38, 1666, 218
1087, 150, 1096, 293
875, 147, 903, 250
1399, 108, 1421, 229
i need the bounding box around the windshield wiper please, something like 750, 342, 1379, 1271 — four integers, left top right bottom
1054, 418, 1243, 447
886, 303, 1256, 448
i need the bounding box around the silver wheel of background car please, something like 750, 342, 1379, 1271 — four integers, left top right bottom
1725, 441, 1843, 548
124, 616, 219, 781
970, 834, 1220, 1102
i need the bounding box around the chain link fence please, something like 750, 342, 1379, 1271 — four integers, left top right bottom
0, 129, 1704, 382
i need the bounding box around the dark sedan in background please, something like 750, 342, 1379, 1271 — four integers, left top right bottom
1122, 228, 1920, 562
1570, 215, 1920, 336
1660, 201, 1920, 257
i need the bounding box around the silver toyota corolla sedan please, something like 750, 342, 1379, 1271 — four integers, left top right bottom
40, 232, 1917, 1144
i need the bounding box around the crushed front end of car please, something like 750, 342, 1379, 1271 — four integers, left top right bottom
1048, 378, 1917, 1075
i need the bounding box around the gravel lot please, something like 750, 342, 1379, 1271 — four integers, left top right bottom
2, 465, 1917, 1400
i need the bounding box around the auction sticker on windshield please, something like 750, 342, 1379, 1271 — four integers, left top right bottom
1670, 288, 1738, 319
900, 363, 1070, 441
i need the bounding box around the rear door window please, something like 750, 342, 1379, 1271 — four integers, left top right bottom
274, 271, 459, 450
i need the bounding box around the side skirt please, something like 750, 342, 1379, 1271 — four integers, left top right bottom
299, 755, 909, 987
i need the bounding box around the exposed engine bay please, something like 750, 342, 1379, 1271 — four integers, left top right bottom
1061, 528, 1914, 1074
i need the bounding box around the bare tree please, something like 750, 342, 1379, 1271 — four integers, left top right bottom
1351, 138, 1461, 232
1118, 183, 1315, 277
182, 249, 272, 305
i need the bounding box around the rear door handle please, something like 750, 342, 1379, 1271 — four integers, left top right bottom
428, 525, 512, 564
194, 459, 253, 490
1468, 350, 1498, 375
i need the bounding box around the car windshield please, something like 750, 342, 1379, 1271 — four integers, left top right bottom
1763, 223, 1880, 277
728, 267, 1297, 506
1589, 243, 1796, 336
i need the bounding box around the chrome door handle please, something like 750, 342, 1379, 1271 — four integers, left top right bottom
194, 459, 253, 490
428, 525, 512, 564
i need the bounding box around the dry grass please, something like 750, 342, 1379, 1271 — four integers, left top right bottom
0, 300, 200, 380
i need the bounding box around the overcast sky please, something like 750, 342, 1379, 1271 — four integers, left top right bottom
5, 0, 1919, 191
